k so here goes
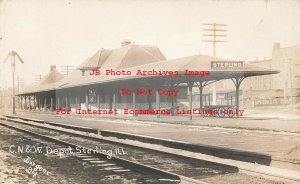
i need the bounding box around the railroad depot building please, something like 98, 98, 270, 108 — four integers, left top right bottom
17, 41, 278, 119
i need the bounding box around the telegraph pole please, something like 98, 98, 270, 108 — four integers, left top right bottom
202, 23, 227, 105
60, 65, 74, 76
4, 51, 24, 114
17, 76, 25, 92
34, 74, 42, 83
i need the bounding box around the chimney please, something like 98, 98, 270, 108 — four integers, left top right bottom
273, 42, 280, 50
121, 40, 131, 47
50, 65, 56, 72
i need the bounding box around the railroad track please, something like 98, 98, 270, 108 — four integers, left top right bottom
0, 116, 231, 184
0, 116, 297, 184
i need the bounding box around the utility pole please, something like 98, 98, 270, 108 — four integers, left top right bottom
4, 51, 24, 115
60, 65, 74, 76
34, 74, 42, 83
202, 23, 227, 105
17, 76, 25, 92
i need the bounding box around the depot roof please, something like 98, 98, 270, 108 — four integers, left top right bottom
17, 53, 279, 96
18, 66, 64, 96
77, 43, 166, 70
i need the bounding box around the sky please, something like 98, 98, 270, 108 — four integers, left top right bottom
0, 0, 300, 89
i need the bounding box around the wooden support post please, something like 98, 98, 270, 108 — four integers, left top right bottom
65, 96, 68, 110
44, 98, 47, 111
147, 95, 151, 109
113, 92, 116, 116
21, 96, 24, 110
109, 92, 112, 110
231, 77, 245, 118
188, 83, 193, 120
75, 95, 78, 110
171, 83, 175, 116
97, 93, 100, 110
20, 96, 23, 110
50, 96, 53, 111
34, 95, 37, 111
38, 97, 41, 111
57, 97, 60, 110
24, 96, 27, 110
156, 88, 160, 118
199, 81, 204, 111
235, 81, 240, 118
133, 90, 136, 117
29, 96, 31, 110
85, 93, 89, 110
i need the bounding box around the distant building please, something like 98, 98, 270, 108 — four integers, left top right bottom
191, 43, 300, 108
243, 43, 300, 107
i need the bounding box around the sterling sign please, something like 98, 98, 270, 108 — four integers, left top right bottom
211, 61, 244, 70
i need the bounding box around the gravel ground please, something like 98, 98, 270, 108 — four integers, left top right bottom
0, 125, 169, 184
201, 173, 287, 184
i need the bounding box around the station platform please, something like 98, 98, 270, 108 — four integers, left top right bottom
10, 107, 300, 132
1, 109, 300, 171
